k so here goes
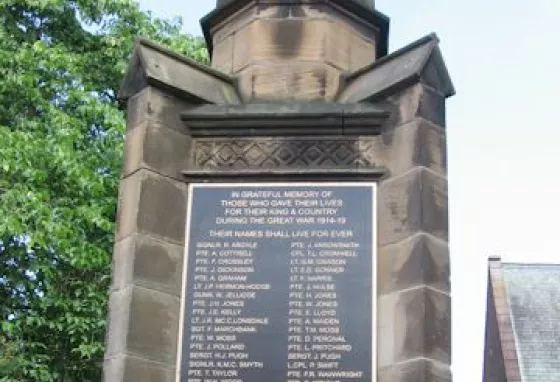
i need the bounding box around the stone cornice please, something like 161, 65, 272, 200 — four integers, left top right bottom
182, 102, 390, 136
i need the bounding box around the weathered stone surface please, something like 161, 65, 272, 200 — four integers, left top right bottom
207, 1, 386, 100
417, 85, 446, 127
211, 35, 234, 74
326, 19, 376, 71
116, 170, 188, 244
127, 287, 181, 364
126, 87, 196, 133
232, 19, 329, 73
122, 121, 191, 180
378, 358, 452, 382
208, 2, 385, 55
104, 288, 131, 358
378, 287, 451, 367
420, 47, 455, 98
236, 63, 341, 101
386, 83, 446, 127
223, 18, 375, 75
103, 354, 175, 382
378, 233, 449, 294
112, 234, 183, 296
373, 118, 447, 176
378, 168, 448, 246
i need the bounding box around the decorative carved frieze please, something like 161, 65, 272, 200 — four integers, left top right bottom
193, 137, 378, 170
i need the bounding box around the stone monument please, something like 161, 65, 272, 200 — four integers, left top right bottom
103, 1, 454, 381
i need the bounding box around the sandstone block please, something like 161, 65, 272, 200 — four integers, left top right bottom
378, 287, 451, 367
378, 233, 450, 294
126, 287, 181, 364
122, 122, 191, 180
116, 170, 188, 244
390, 83, 446, 127
236, 62, 340, 102
112, 234, 184, 296
378, 168, 448, 246
366, 118, 447, 177
126, 87, 197, 133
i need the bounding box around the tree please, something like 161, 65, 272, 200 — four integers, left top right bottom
0, 1, 208, 380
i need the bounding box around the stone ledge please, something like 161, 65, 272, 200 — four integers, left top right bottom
182, 168, 387, 182
181, 102, 389, 136
378, 358, 451, 382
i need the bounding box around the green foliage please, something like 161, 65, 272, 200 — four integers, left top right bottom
0, 1, 208, 380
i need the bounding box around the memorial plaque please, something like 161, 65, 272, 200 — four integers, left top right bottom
177, 183, 377, 382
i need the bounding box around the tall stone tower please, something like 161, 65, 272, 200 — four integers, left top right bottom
103, 1, 455, 381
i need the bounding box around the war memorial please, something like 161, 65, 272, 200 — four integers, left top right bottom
102, 1, 455, 381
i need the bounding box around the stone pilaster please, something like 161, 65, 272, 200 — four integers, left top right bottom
374, 83, 451, 381
102, 86, 193, 381
103, 39, 241, 381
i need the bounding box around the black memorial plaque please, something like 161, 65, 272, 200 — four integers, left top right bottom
178, 183, 377, 382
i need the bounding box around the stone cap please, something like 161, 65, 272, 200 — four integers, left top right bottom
119, 38, 241, 104
202, 0, 389, 59
337, 33, 455, 103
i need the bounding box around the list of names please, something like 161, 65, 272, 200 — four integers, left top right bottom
180, 184, 375, 382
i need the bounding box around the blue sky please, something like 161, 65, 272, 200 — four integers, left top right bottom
136, 0, 560, 381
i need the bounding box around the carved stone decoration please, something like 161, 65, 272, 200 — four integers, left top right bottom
193, 137, 378, 170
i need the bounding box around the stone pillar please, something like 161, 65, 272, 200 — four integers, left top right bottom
375, 84, 451, 382
103, 2, 454, 382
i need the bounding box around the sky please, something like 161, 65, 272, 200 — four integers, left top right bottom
136, 0, 560, 381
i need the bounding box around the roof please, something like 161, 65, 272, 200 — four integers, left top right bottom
484, 259, 560, 382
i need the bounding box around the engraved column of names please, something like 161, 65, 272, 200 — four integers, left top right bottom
285, 193, 364, 382
184, 192, 270, 382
